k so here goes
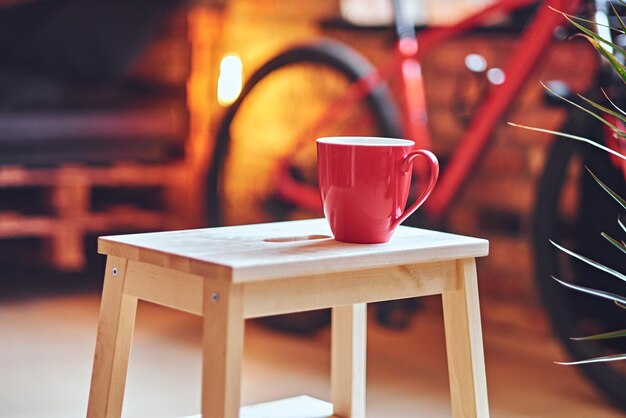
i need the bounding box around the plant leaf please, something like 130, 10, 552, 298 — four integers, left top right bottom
619, 214, 626, 233
578, 94, 626, 126
548, 6, 626, 34
564, 15, 626, 57
542, 81, 625, 135
581, 33, 626, 84
569, 30, 626, 84
550, 242, 626, 283
572, 328, 626, 341
586, 168, 626, 210
602, 88, 626, 116
507, 122, 626, 161
552, 276, 626, 305
602, 232, 626, 254
556, 353, 626, 365
598, 48, 626, 84
611, 3, 626, 36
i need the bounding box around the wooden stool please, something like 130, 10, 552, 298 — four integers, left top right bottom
86, 219, 490, 418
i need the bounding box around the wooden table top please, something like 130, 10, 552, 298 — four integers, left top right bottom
98, 218, 488, 283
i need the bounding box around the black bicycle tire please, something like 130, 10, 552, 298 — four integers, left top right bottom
533, 109, 626, 411
206, 38, 402, 227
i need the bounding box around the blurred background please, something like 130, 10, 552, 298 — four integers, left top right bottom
0, 0, 622, 417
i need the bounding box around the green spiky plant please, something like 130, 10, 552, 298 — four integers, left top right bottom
510, 4, 626, 365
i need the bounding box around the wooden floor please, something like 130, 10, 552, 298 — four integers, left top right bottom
1, 291, 625, 418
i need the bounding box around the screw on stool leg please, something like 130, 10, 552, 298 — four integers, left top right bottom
211, 292, 220, 303
112, 267, 118, 276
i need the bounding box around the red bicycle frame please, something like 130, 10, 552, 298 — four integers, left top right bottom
274, 0, 581, 224
419, 0, 579, 220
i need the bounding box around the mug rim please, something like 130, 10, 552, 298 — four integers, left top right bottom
316, 136, 414, 146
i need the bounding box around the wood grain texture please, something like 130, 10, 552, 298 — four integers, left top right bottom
180, 395, 335, 418
0, 161, 198, 270
90, 220, 490, 417
124, 260, 204, 316
331, 304, 367, 418
442, 258, 490, 418
87, 257, 137, 418
242, 260, 458, 319
202, 278, 245, 418
121, 259, 457, 319
98, 219, 488, 283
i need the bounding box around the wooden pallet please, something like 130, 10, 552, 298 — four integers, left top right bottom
0, 5, 228, 271
0, 162, 198, 270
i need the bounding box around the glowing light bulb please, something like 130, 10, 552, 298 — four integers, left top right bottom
217, 53, 243, 106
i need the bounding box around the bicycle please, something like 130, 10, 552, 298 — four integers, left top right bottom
207, 0, 626, 410
209, 0, 579, 228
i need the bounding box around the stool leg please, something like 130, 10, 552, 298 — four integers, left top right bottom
442, 258, 490, 418
87, 256, 138, 418
331, 303, 367, 418
202, 279, 245, 418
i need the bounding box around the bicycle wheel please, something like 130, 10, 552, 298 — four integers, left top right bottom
207, 39, 402, 334
207, 39, 402, 227
533, 110, 626, 410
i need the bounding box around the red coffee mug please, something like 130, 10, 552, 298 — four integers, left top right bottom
317, 136, 439, 243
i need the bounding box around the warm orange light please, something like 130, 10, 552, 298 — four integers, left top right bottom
217, 53, 243, 106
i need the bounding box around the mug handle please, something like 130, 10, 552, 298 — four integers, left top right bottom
392, 149, 439, 228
